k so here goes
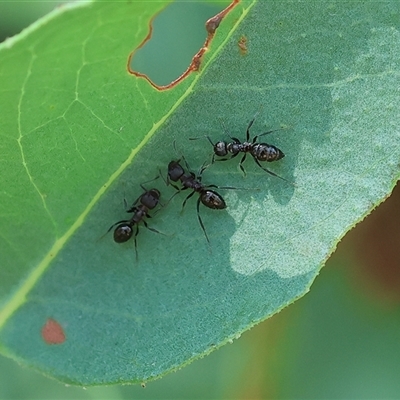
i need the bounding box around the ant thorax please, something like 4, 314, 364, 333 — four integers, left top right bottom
131, 207, 147, 224
183, 173, 203, 192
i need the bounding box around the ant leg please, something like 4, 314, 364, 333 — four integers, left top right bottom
188, 136, 217, 166
158, 168, 170, 186
253, 157, 295, 186
253, 128, 283, 143
152, 191, 180, 217
196, 196, 210, 244
206, 136, 215, 146
198, 161, 212, 179
181, 155, 192, 173
214, 152, 239, 163
238, 153, 247, 176
197, 135, 219, 147
181, 190, 196, 212
128, 178, 161, 212
231, 152, 240, 160
206, 184, 247, 191
171, 143, 191, 172
106, 219, 130, 233
160, 167, 181, 191
169, 181, 181, 192
214, 157, 230, 162
133, 225, 139, 261
246, 112, 259, 141
172, 139, 179, 154
219, 118, 238, 142
139, 176, 160, 194
206, 183, 259, 192
97, 219, 131, 241
172, 140, 192, 171
170, 182, 182, 191
126, 192, 143, 211
143, 220, 165, 235
172, 140, 193, 175
204, 136, 218, 164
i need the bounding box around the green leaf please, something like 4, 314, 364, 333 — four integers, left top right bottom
0, 0, 399, 386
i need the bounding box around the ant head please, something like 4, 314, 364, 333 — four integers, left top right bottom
140, 189, 160, 209
167, 160, 184, 182
114, 223, 133, 243
214, 141, 228, 157
200, 190, 226, 210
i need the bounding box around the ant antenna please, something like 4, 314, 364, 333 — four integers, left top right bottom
218, 117, 235, 141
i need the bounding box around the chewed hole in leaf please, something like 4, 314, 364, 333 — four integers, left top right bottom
128, 1, 235, 89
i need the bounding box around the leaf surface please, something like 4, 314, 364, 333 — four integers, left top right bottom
0, 0, 399, 385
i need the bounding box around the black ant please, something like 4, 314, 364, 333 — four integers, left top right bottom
107, 186, 162, 259
165, 157, 230, 244
195, 113, 291, 184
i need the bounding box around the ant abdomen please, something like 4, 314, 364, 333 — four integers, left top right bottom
200, 190, 226, 210
251, 143, 284, 162
113, 224, 134, 243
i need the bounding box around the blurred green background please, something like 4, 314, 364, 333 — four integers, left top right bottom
1, 2, 399, 399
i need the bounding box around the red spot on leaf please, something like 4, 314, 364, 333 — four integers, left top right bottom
128, 0, 239, 90
41, 318, 66, 345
